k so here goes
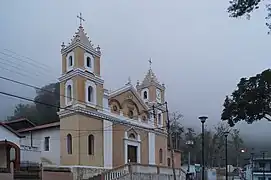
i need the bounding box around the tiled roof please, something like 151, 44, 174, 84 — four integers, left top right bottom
0, 122, 24, 138
18, 122, 60, 133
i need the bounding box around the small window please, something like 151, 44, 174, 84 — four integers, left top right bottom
10, 147, 16, 161
158, 114, 162, 124
44, 137, 50, 151
167, 158, 171, 167
69, 56, 73, 66
143, 91, 148, 99
67, 134, 72, 154
259, 162, 265, 168
87, 86, 93, 102
88, 135, 94, 155
86, 57, 91, 67
159, 149, 163, 164
142, 116, 146, 121
128, 110, 133, 119
128, 133, 136, 139
67, 85, 72, 102
113, 105, 118, 111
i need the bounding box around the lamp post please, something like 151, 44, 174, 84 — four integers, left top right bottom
199, 116, 208, 180
224, 131, 230, 180
250, 149, 255, 180
186, 140, 194, 173
261, 151, 267, 180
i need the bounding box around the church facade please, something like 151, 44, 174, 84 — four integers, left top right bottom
0, 17, 181, 171
58, 21, 181, 169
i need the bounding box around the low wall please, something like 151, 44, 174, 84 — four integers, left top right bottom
70, 166, 107, 180
0, 172, 13, 180
43, 166, 73, 180
119, 172, 182, 180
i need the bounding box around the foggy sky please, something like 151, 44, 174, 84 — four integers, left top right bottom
1, 0, 271, 141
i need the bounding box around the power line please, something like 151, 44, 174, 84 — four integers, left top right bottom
0, 49, 167, 120
0, 74, 167, 123
0, 90, 166, 136
1, 50, 54, 73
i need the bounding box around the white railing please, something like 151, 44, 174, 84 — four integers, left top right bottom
100, 163, 186, 180
103, 165, 129, 180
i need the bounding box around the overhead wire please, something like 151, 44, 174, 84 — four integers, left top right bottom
0, 49, 169, 146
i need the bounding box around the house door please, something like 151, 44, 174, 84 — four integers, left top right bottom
128, 145, 137, 163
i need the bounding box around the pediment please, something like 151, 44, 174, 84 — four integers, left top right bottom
109, 85, 149, 117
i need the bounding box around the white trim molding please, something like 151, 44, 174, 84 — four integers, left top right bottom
85, 80, 97, 107
124, 138, 141, 164
103, 119, 113, 168
157, 110, 163, 127
59, 68, 104, 85
84, 52, 94, 72
141, 88, 149, 103
65, 79, 73, 106
148, 132, 155, 164
66, 51, 75, 72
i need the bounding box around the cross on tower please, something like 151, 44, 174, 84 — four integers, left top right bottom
148, 58, 152, 69
77, 12, 85, 27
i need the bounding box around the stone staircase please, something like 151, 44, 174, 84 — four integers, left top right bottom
87, 163, 186, 180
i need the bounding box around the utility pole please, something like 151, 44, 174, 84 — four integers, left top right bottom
165, 102, 177, 180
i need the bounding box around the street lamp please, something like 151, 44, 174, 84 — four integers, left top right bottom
199, 116, 208, 180
224, 131, 230, 180
186, 140, 194, 173
261, 151, 267, 180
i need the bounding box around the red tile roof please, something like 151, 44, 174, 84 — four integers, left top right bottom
0, 122, 25, 138
17, 122, 60, 133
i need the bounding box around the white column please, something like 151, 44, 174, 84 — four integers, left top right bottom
148, 132, 155, 164
103, 120, 113, 168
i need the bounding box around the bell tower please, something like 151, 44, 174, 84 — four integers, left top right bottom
136, 59, 165, 105
136, 59, 166, 127
59, 13, 103, 110
58, 13, 107, 167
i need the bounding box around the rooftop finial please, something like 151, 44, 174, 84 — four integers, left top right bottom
148, 58, 152, 70
77, 12, 85, 27
126, 76, 131, 85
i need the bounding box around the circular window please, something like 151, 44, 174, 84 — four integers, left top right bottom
128, 110, 133, 119
113, 105, 118, 111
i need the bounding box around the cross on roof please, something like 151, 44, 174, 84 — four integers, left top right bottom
77, 12, 85, 27
148, 58, 152, 69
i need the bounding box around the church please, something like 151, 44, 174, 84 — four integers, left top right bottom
0, 14, 181, 172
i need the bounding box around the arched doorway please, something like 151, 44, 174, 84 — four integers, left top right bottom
0, 140, 20, 170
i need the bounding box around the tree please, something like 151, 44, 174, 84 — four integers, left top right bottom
229, 129, 244, 166
169, 112, 184, 150
227, 0, 271, 33
7, 103, 38, 123
34, 82, 60, 124
8, 82, 60, 125
221, 69, 271, 127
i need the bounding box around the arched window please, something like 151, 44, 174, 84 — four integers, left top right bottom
88, 134, 94, 155
128, 133, 136, 139
87, 86, 93, 102
86, 57, 91, 68
128, 110, 133, 119
159, 148, 163, 164
143, 91, 148, 99
69, 56, 73, 66
67, 134, 72, 154
10, 147, 16, 161
167, 158, 171, 167
158, 114, 162, 125
67, 85, 72, 102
